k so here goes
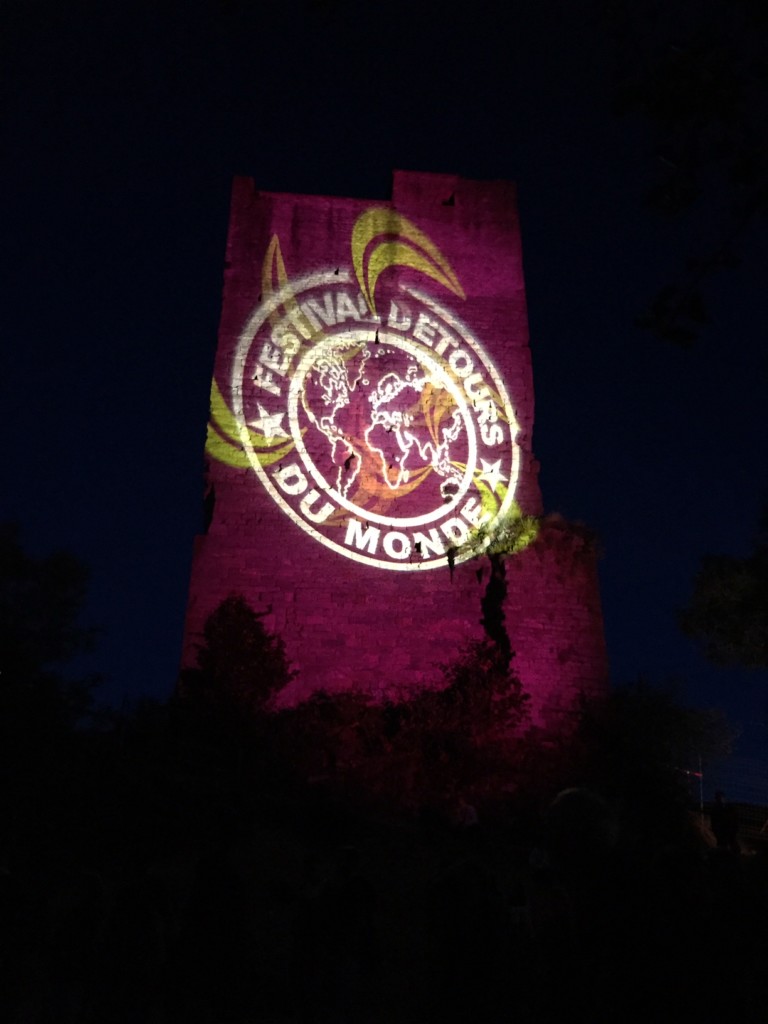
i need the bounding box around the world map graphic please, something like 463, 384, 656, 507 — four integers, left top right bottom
298, 339, 469, 511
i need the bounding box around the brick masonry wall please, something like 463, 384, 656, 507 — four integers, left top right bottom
182, 171, 608, 728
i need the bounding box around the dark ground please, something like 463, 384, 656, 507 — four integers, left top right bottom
3, 754, 768, 1024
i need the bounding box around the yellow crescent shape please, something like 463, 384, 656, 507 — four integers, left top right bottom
263, 235, 316, 340
352, 208, 465, 315
209, 379, 242, 444
205, 425, 295, 470
205, 424, 251, 469
365, 243, 461, 315
262, 235, 286, 326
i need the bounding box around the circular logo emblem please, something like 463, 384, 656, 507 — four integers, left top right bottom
231, 269, 519, 571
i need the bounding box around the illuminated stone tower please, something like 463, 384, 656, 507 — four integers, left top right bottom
182, 171, 608, 729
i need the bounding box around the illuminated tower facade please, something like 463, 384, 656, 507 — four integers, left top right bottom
182, 171, 608, 729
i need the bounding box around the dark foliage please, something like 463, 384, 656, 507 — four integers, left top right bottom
266, 638, 531, 811
680, 548, 768, 668
0, 522, 97, 701
680, 506, 768, 668
175, 592, 533, 812
3, 570, 763, 1024
602, 0, 768, 344
179, 593, 294, 715
378, 638, 531, 805
569, 683, 731, 820
480, 553, 511, 670
0, 523, 101, 777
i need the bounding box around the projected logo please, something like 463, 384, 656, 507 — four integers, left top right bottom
207, 209, 521, 571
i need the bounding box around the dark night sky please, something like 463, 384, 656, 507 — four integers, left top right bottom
2, 1, 767, 790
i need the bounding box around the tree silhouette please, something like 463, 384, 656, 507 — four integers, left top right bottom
0, 521, 98, 726
180, 594, 293, 716
680, 506, 768, 668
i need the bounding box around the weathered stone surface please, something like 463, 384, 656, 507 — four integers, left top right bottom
182, 172, 608, 727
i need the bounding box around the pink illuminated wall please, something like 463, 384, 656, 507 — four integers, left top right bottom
182, 171, 608, 728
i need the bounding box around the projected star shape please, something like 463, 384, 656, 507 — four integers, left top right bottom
249, 404, 289, 440
477, 458, 507, 493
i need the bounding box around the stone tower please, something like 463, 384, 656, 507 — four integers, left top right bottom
182, 171, 608, 729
